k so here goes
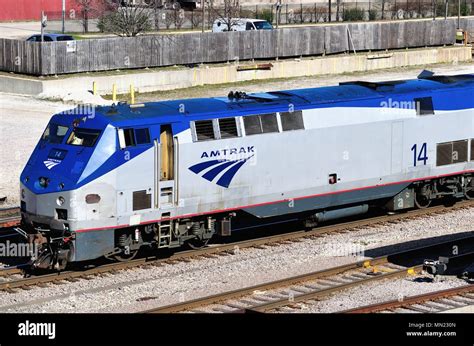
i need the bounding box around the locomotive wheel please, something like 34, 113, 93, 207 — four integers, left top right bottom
187, 237, 210, 250
113, 249, 139, 262
415, 193, 432, 209
465, 179, 474, 200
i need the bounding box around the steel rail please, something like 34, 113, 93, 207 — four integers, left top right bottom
0, 200, 472, 292
143, 239, 474, 313
342, 284, 474, 313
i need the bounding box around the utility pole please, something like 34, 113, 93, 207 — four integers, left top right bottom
457, 0, 461, 28
276, 0, 281, 28
201, 0, 205, 32
329, 0, 332, 22
62, 0, 66, 33
41, 11, 47, 41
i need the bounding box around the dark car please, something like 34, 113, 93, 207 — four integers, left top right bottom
26, 34, 75, 42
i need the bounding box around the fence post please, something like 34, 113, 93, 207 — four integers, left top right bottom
314, 2, 317, 22
130, 84, 135, 105
112, 84, 117, 103
300, 3, 303, 23
329, 0, 332, 22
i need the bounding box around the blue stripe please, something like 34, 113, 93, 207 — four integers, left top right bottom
202, 160, 238, 182
216, 160, 247, 188
188, 159, 223, 174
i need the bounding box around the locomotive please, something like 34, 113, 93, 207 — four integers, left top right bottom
19, 72, 474, 270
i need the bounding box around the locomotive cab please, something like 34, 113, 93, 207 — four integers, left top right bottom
20, 110, 115, 270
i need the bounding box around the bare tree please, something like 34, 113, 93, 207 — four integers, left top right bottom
76, 0, 114, 33
145, 0, 162, 31
336, 0, 341, 21
210, 0, 241, 31
190, 10, 203, 29
75, 0, 93, 33
99, 0, 152, 36
174, 8, 186, 29
163, 10, 174, 28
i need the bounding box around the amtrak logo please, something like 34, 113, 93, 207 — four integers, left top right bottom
43, 159, 61, 170
189, 155, 254, 188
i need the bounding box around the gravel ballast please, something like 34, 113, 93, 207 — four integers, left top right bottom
0, 207, 471, 313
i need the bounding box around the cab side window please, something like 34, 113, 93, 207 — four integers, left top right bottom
119, 128, 150, 148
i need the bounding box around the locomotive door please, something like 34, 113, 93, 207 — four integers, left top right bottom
154, 124, 178, 209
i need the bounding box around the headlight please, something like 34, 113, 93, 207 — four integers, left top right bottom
21, 189, 25, 199
56, 196, 65, 206
39, 177, 49, 188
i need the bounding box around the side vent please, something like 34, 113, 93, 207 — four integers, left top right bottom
436, 140, 468, 166
471, 139, 474, 161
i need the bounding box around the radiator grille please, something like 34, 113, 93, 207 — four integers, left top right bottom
436, 142, 452, 166
452, 140, 468, 164
133, 190, 151, 211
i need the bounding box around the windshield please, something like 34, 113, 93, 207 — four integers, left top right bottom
254, 21, 273, 30
66, 128, 101, 147
41, 123, 69, 144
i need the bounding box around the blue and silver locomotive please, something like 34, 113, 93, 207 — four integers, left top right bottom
20, 72, 474, 269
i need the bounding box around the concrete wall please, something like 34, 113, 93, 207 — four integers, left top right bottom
0, 46, 469, 101
1, 18, 471, 76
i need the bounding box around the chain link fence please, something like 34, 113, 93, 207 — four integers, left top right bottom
39, 0, 473, 33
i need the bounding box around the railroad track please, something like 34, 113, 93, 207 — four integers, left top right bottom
0, 207, 20, 228
343, 284, 474, 314
143, 238, 474, 313
0, 200, 472, 293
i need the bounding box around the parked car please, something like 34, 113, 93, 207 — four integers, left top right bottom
212, 18, 273, 33
26, 34, 75, 42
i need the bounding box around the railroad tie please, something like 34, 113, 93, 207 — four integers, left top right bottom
212, 307, 234, 313
453, 295, 474, 304
251, 295, 273, 302
438, 299, 465, 308
346, 273, 369, 280
421, 301, 448, 310
225, 302, 249, 310
401, 306, 429, 313
462, 293, 474, 300
287, 286, 310, 293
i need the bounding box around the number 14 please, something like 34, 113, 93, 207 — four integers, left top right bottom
411, 143, 428, 166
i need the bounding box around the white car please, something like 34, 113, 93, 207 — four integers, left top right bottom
212, 18, 273, 32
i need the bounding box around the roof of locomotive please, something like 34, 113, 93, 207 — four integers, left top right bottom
90, 73, 474, 127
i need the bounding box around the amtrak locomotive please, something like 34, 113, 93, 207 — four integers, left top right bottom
20, 72, 474, 269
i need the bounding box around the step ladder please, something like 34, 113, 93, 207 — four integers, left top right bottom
158, 219, 172, 248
